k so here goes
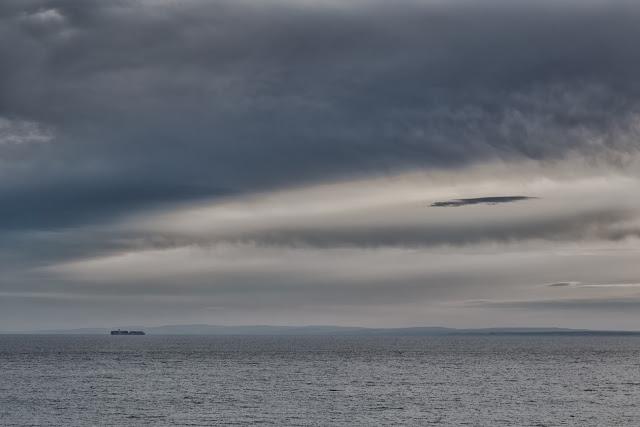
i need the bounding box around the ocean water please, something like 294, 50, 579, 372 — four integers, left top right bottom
1, 335, 640, 426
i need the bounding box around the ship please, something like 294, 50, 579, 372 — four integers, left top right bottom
110, 329, 146, 335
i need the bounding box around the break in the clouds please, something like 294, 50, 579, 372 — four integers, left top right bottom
0, 117, 54, 146
1, 0, 640, 330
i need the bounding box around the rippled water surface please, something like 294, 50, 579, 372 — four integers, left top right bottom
2, 335, 640, 426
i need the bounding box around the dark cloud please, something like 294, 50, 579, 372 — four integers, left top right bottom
0, 180, 228, 230
0, 0, 640, 233
547, 282, 578, 288
431, 196, 537, 208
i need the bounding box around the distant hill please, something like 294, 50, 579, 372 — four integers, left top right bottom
10, 324, 640, 336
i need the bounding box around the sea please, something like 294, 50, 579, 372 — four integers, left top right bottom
1, 335, 640, 426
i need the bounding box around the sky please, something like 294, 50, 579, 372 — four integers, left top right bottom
1, 0, 640, 331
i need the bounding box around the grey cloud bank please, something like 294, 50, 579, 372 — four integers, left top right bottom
1, 0, 640, 330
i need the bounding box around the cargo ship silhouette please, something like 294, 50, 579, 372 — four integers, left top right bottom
110, 329, 145, 335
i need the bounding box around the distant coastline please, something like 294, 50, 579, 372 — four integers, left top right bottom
5, 325, 640, 336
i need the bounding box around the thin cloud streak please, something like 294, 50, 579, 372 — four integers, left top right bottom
547, 281, 640, 288
431, 196, 537, 208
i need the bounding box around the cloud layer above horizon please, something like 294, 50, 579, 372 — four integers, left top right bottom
1, 0, 640, 330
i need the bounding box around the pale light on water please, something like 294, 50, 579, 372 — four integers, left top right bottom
1, 335, 640, 426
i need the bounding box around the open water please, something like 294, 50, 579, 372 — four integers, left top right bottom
1, 335, 640, 426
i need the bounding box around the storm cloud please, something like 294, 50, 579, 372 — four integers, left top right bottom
1, 0, 640, 330
2, 0, 640, 229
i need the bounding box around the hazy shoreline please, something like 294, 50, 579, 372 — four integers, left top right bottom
5, 325, 640, 336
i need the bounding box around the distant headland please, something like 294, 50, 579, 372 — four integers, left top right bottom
7, 325, 640, 336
